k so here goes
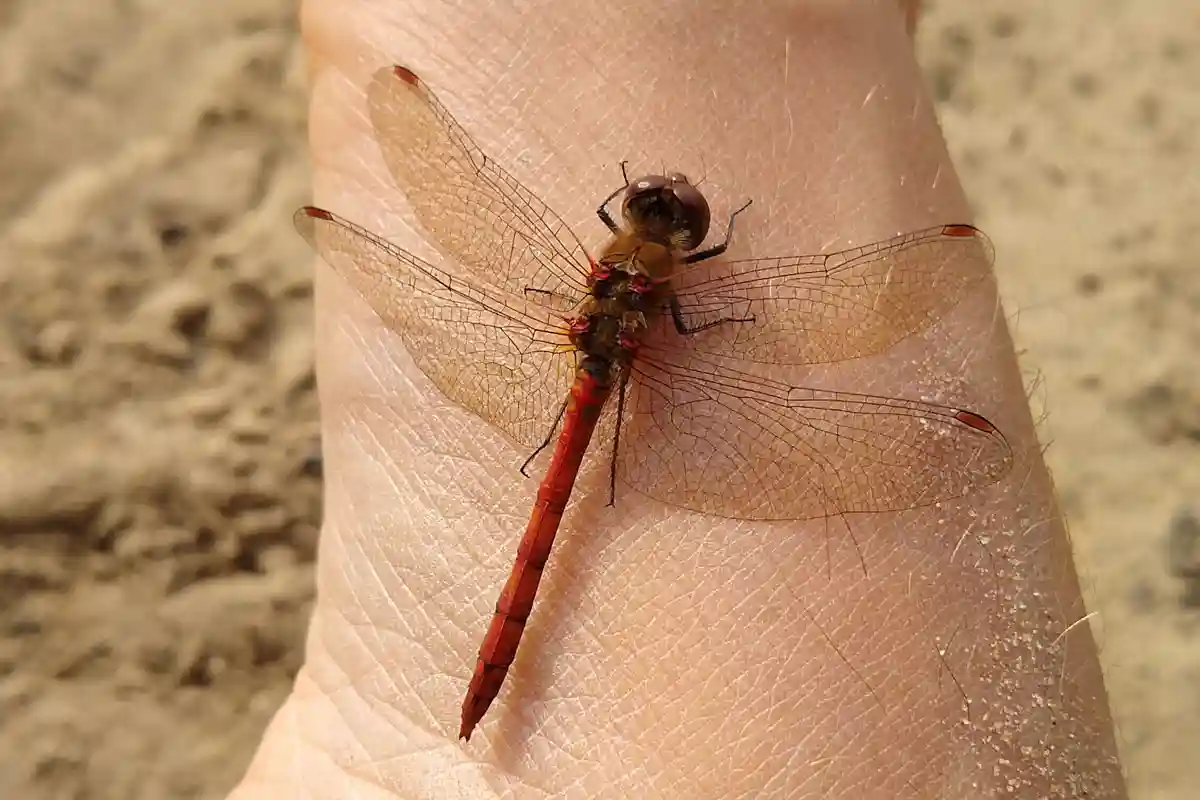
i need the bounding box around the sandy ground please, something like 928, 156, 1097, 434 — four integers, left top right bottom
0, 1, 1195, 798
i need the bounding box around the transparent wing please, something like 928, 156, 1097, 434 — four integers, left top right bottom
667, 224, 995, 365
618, 346, 1012, 520
296, 206, 578, 448
367, 66, 593, 301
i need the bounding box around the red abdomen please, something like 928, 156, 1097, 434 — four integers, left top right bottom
459, 369, 611, 740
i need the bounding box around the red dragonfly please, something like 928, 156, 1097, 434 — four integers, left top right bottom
296, 65, 1013, 741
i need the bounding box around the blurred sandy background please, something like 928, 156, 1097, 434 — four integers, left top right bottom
0, 1, 1195, 797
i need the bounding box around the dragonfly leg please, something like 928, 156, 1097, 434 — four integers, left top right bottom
606, 376, 630, 507
683, 197, 754, 264
520, 397, 569, 477
668, 293, 755, 336
595, 160, 631, 234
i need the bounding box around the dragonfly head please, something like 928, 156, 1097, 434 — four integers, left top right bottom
622, 172, 711, 251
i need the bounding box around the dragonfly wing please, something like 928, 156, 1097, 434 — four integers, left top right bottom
667, 224, 995, 365
618, 347, 1012, 521
367, 66, 593, 301
297, 206, 578, 449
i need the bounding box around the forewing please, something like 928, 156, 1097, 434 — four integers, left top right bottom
618, 347, 1012, 521
667, 225, 995, 365
367, 66, 593, 301
297, 207, 578, 448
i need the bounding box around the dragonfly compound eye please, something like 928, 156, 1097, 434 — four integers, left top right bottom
624, 174, 669, 204
668, 178, 711, 251
623, 173, 711, 250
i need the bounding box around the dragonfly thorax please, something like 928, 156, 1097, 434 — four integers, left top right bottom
567, 304, 647, 374
596, 233, 678, 283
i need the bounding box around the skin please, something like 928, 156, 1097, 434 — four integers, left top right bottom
230, 0, 1127, 797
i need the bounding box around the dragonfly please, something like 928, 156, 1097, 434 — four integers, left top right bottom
296, 65, 1013, 742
